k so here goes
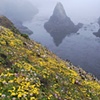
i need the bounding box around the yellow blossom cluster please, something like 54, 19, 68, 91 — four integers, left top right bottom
0, 26, 100, 99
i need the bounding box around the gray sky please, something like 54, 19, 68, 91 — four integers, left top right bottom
0, 0, 100, 24
0, 0, 38, 22
29, 0, 100, 24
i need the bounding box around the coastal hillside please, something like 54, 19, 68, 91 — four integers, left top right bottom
0, 25, 100, 100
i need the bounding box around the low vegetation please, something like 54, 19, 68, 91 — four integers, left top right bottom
0, 26, 100, 100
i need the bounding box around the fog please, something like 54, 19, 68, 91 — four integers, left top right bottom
29, 0, 100, 24
0, 0, 38, 22
0, 0, 100, 24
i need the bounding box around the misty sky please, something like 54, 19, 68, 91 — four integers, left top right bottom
0, 0, 38, 22
29, 0, 100, 24
0, 0, 100, 24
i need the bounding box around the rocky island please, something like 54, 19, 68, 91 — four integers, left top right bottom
44, 2, 83, 46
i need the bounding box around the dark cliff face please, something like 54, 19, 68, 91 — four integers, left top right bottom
44, 2, 83, 46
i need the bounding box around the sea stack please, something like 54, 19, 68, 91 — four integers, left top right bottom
44, 2, 83, 35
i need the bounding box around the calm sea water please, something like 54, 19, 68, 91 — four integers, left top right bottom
24, 15, 100, 79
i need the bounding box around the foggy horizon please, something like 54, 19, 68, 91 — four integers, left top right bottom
0, 0, 100, 24
29, 0, 100, 24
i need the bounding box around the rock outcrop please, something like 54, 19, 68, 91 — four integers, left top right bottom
44, 2, 83, 46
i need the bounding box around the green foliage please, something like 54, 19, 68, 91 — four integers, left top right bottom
0, 26, 100, 100
21, 33, 29, 39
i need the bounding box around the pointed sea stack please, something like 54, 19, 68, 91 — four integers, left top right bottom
44, 2, 83, 35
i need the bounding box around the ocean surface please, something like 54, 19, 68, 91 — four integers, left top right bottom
23, 15, 100, 79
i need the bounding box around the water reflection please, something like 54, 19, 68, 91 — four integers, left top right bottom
45, 30, 79, 46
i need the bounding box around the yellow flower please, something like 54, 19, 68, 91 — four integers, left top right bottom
11, 92, 16, 96
30, 97, 37, 100
0, 40, 6, 45
7, 72, 13, 76
9, 41, 15, 46
18, 92, 23, 98
0, 93, 2, 96
8, 80, 13, 83
72, 78, 75, 84
48, 94, 52, 100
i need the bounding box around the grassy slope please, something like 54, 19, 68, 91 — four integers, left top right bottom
0, 26, 100, 100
